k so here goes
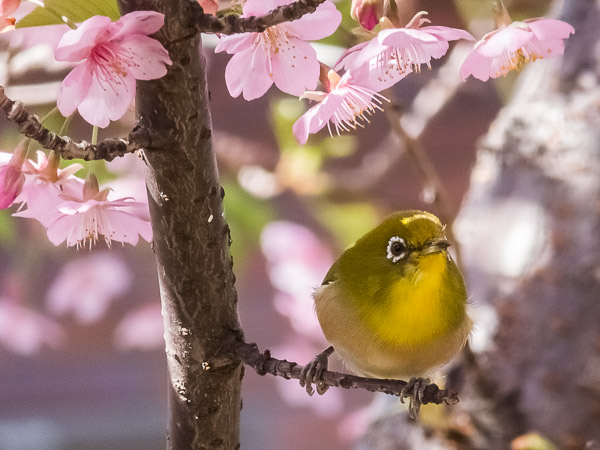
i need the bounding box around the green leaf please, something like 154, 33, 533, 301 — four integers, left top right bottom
0, 210, 16, 244
17, 0, 120, 29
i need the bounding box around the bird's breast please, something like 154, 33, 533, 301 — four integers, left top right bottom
314, 252, 470, 378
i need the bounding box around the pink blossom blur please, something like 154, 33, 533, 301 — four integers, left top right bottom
114, 303, 164, 351
272, 340, 344, 416
0, 298, 64, 355
261, 221, 333, 339
459, 18, 574, 81
336, 12, 474, 81
215, 0, 341, 100
55, 11, 172, 128
46, 252, 132, 323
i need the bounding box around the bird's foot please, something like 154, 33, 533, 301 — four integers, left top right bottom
400, 377, 430, 420
299, 346, 334, 396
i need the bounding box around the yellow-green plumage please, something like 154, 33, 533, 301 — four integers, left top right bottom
314, 210, 472, 379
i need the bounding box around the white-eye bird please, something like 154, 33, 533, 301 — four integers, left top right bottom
300, 210, 472, 418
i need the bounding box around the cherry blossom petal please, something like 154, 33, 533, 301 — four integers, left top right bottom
0, 0, 19, 16
459, 50, 493, 81
334, 40, 371, 72
77, 68, 136, 128
283, 1, 342, 41
111, 10, 165, 40
198, 0, 219, 15
102, 206, 153, 244
377, 27, 438, 47
242, 0, 278, 16
271, 37, 319, 96
214, 32, 257, 54
57, 61, 93, 117
55, 15, 113, 62
525, 18, 574, 41
476, 26, 532, 57
293, 93, 345, 144
225, 47, 273, 100
120, 34, 172, 79
422, 25, 475, 42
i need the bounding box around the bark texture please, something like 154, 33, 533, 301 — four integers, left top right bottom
117, 1, 243, 449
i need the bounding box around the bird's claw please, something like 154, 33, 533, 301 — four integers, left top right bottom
299, 346, 334, 396
400, 377, 430, 420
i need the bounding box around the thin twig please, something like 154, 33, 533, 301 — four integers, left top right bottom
0, 86, 150, 161
237, 342, 460, 406
191, 0, 328, 34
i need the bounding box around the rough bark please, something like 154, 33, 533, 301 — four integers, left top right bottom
116, 1, 243, 449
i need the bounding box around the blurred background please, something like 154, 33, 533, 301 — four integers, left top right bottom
2, 0, 597, 449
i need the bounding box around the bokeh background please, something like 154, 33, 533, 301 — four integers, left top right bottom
0, 0, 585, 449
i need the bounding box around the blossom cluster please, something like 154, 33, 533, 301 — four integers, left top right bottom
0, 0, 576, 250
216, 0, 574, 144
0, 148, 152, 248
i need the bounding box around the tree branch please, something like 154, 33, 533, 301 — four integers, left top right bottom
191, 0, 328, 34
0, 86, 149, 161
238, 342, 460, 406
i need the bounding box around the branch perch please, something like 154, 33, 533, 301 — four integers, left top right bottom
0, 86, 149, 161
238, 342, 459, 406
192, 0, 328, 34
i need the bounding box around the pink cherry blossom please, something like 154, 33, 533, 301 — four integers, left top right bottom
459, 18, 574, 81
336, 12, 474, 80
15, 173, 152, 248
292, 68, 393, 144
0, 0, 19, 33
214, 0, 341, 100
46, 252, 132, 323
0, 144, 27, 209
13, 151, 84, 220
55, 11, 172, 128
198, 0, 219, 15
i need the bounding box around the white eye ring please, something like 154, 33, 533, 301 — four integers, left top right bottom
387, 236, 407, 263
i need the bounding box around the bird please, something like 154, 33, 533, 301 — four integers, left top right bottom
299, 210, 472, 418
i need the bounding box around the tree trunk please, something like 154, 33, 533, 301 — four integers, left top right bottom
117, 1, 243, 449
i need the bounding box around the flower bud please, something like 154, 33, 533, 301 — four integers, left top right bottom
351, 0, 410, 30
0, 144, 26, 209
351, 0, 380, 31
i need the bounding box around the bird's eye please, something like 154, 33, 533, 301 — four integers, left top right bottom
386, 236, 407, 263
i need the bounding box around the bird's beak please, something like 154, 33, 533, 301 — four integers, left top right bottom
421, 238, 451, 256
